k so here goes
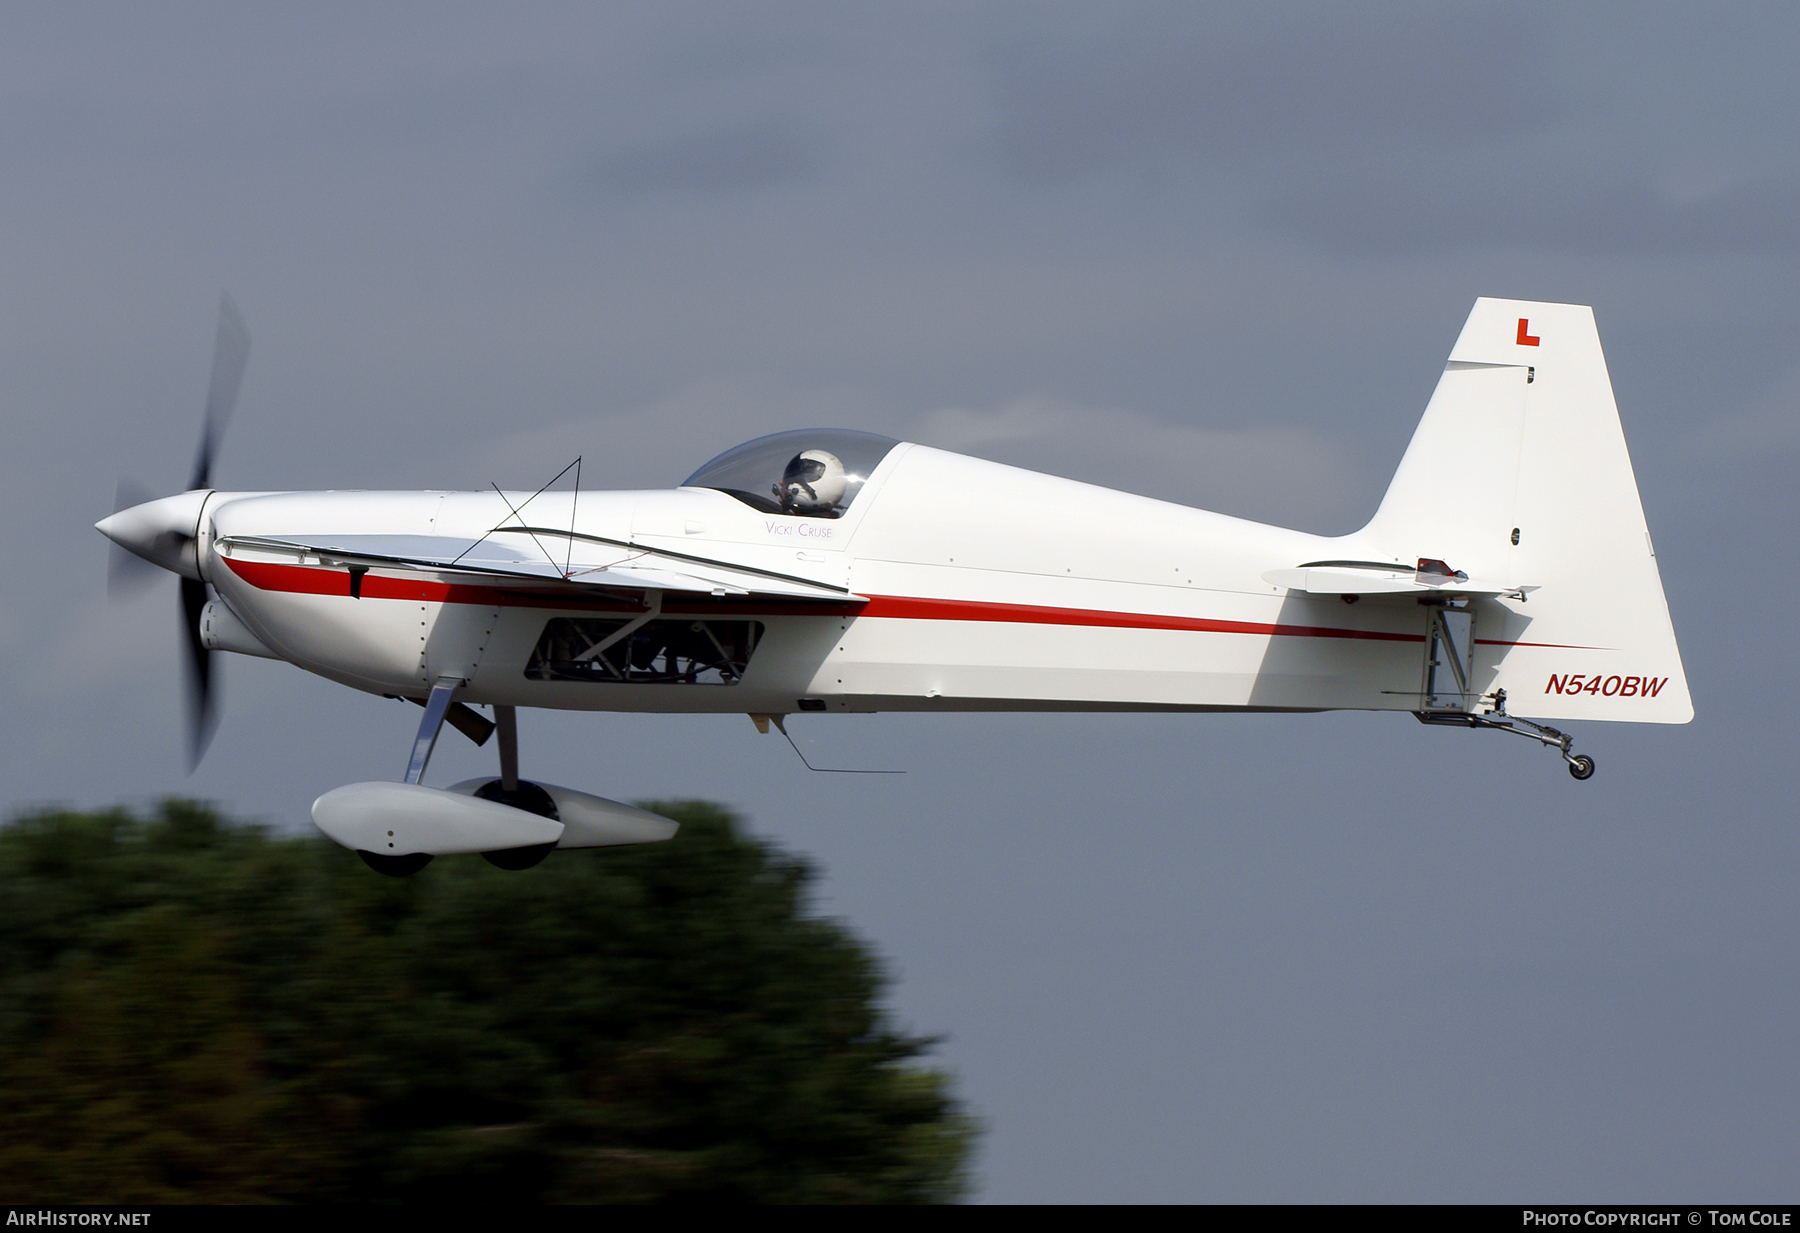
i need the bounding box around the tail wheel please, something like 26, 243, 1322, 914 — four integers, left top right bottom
1567, 754, 1596, 781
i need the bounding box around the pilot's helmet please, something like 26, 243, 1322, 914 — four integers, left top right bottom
775, 449, 847, 512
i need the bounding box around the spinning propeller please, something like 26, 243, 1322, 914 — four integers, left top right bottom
97, 295, 251, 770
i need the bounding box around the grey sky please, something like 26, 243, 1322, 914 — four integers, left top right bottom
4, 2, 1795, 1201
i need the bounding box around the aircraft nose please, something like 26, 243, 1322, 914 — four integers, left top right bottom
96, 490, 210, 580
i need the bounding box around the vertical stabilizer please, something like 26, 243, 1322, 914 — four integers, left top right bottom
1358, 299, 1691, 724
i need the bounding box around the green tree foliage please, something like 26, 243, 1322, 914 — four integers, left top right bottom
0, 800, 975, 1203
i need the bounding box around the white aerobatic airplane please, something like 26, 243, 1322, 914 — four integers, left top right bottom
99, 297, 1692, 875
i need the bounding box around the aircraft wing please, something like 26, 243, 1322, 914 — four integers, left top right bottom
218, 531, 861, 602
1262, 559, 1537, 600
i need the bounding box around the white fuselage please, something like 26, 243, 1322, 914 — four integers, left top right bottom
197, 443, 1500, 719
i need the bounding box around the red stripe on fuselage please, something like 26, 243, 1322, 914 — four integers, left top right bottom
857, 594, 1424, 642
222, 557, 1426, 642
226, 556, 492, 603
220, 557, 863, 615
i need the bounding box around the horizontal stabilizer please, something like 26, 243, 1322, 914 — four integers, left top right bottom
1262, 559, 1536, 600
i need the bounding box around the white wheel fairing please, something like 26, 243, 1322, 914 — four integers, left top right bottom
445, 780, 678, 848
312, 781, 564, 856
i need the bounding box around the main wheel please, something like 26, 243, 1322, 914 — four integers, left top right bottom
474, 779, 561, 870
1567, 754, 1596, 781
474, 778, 559, 818
482, 841, 557, 870
358, 850, 433, 877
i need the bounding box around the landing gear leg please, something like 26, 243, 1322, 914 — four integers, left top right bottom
404, 677, 461, 785
479, 704, 558, 870
496, 704, 519, 793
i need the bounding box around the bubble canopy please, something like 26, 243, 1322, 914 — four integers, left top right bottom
680, 429, 900, 517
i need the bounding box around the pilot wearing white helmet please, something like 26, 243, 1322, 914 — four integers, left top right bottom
773, 449, 847, 514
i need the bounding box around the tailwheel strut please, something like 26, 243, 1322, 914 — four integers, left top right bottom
1415, 690, 1596, 782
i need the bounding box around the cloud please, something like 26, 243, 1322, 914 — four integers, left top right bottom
1262, 167, 1800, 257
983, 2, 1564, 185
580, 118, 828, 197
976, 3, 1800, 257
1683, 358, 1800, 458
